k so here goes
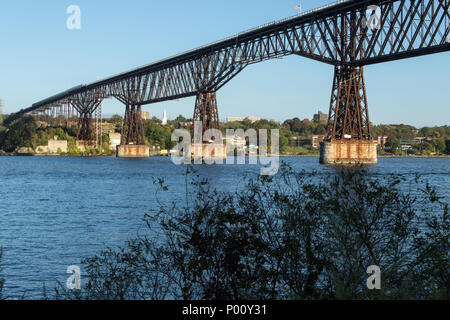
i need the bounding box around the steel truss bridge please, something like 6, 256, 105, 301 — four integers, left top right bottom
7, 0, 450, 146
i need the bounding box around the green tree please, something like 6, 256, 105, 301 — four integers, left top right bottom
110, 115, 123, 124
419, 127, 433, 137
432, 138, 446, 154
68, 144, 80, 155
445, 140, 450, 155
174, 115, 187, 123
422, 141, 435, 153
279, 134, 289, 154
102, 142, 111, 155
67, 125, 78, 138
385, 137, 400, 154
102, 133, 110, 144
144, 121, 173, 149
0, 116, 37, 152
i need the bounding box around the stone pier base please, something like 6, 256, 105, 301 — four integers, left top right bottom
116, 145, 150, 158
320, 139, 378, 165
192, 143, 227, 162
76, 140, 96, 152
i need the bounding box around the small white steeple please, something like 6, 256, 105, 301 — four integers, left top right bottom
162, 110, 168, 125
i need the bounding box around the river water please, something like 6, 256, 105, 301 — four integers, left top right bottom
0, 156, 449, 299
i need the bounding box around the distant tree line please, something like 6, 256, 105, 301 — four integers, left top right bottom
374, 124, 450, 155
0, 116, 76, 153
282, 118, 327, 137
1, 114, 449, 155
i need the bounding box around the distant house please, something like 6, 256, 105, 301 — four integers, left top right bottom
141, 111, 150, 120
400, 140, 414, 151
413, 137, 432, 143
311, 135, 325, 149
298, 138, 312, 148
48, 137, 68, 153
178, 121, 191, 128
76, 140, 96, 152
226, 136, 246, 150
377, 136, 389, 148
313, 111, 328, 122
36, 136, 68, 154
109, 132, 121, 151
101, 122, 116, 134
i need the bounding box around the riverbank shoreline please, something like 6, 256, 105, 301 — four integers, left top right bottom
0, 153, 115, 157
1, 153, 450, 159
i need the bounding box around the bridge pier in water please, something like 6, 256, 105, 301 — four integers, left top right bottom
70, 99, 102, 149
191, 92, 226, 161
320, 66, 377, 165
117, 104, 149, 158
77, 108, 93, 142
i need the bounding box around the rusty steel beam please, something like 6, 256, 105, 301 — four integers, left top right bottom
193, 92, 220, 134
327, 66, 371, 140
69, 92, 103, 142
121, 104, 146, 146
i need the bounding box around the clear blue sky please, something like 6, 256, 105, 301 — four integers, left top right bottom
0, 0, 448, 127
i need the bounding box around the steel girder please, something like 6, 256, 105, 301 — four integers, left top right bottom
102, 49, 248, 106
340, 0, 450, 66
193, 92, 220, 135
327, 66, 371, 140
68, 92, 103, 142
121, 104, 146, 145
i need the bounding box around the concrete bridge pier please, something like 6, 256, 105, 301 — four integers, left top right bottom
320, 139, 378, 165
320, 66, 377, 165
117, 104, 149, 158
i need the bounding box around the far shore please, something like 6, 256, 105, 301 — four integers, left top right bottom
1, 153, 449, 159
281, 154, 450, 158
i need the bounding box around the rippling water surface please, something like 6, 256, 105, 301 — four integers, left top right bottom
0, 156, 449, 299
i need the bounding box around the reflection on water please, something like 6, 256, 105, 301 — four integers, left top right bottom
0, 156, 448, 299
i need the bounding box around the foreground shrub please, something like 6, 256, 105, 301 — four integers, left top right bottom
0, 249, 4, 300
51, 165, 449, 300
